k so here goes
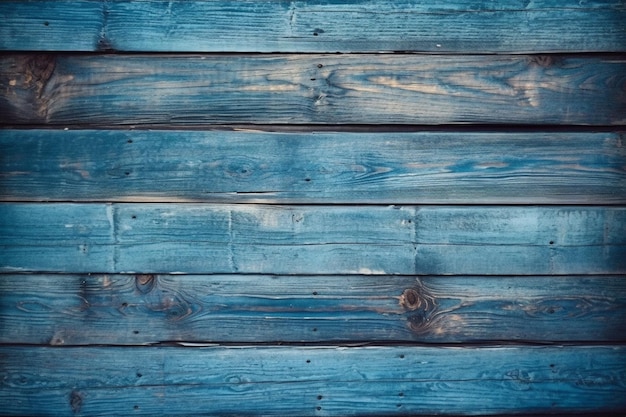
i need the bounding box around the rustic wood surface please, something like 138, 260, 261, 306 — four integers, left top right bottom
2, 129, 624, 204
1, 204, 624, 275
2, 1, 625, 416
1, 0, 625, 53
0, 274, 624, 345
1, 345, 625, 416
2, 54, 626, 126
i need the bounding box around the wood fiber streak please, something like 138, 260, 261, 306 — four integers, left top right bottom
1, 0, 625, 53
1, 346, 625, 416
1, 130, 625, 204
0, 274, 624, 345
1, 204, 624, 275
2, 55, 626, 125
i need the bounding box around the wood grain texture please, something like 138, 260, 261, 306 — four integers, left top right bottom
1, 129, 625, 204
1, 0, 625, 53
0, 274, 624, 345
2, 54, 626, 126
1, 204, 624, 275
1, 345, 625, 416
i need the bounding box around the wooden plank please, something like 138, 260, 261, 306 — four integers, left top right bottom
0, 203, 115, 272
2, 54, 625, 126
0, 274, 624, 345
1, 345, 624, 416
1, 129, 625, 204
1, 204, 625, 275
1, 1, 625, 53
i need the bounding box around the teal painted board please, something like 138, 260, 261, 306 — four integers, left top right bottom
1, 204, 625, 274
2, 54, 626, 126
1, 274, 624, 345
1, 345, 625, 416
1, 129, 625, 204
0, 203, 114, 272
1, 1, 625, 53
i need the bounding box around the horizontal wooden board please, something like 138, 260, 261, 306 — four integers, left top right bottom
1, 129, 625, 204
1, 345, 625, 416
2, 54, 626, 126
1, 1, 625, 53
0, 274, 624, 345
1, 204, 624, 275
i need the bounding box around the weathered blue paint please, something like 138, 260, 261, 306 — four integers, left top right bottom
1, 0, 625, 415
2, 54, 626, 125
1, 0, 625, 53
1, 204, 625, 274
0, 274, 624, 345
1, 345, 625, 416
1, 129, 624, 204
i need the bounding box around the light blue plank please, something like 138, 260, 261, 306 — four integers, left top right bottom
0, 1, 103, 51
1, 204, 624, 275
0, 203, 114, 272
1, 345, 625, 415
1, 1, 625, 53
1, 129, 624, 204
0, 274, 624, 345
2, 54, 625, 125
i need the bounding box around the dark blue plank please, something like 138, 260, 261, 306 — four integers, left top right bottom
1, 345, 625, 416
1, 274, 624, 345
1, 1, 625, 53
1, 129, 624, 204
2, 54, 625, 125
1, 204, 624, 275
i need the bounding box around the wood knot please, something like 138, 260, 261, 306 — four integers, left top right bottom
135, 274, 156, 294
25, 55, 56, 92
400, 283, 439, 335
400, 288, 435, 311
69, 390, 83, 413
401, 288, 419, 309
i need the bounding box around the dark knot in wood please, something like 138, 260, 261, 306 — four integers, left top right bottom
401, 288, 420, 309
25, 55, 56, 96
400, 287, 435, 312
135, 274, 156, 294
69, 390, 83, 413
400, 283, 438, 335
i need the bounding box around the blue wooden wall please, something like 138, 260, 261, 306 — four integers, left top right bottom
1, 1, 626, 415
